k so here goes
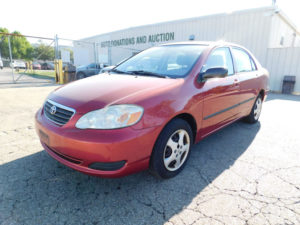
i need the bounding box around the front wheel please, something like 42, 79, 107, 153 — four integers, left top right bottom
244, 94, 263, 123
76, 72, 86, 80
150, 118, 193, 179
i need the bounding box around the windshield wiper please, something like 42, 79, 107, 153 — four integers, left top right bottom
109, 68, 133, 75
127, 70, 168, 78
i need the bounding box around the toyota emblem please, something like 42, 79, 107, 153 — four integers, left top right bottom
50, 105, 57, 115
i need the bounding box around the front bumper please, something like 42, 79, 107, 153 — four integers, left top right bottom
35, 108, 162, 178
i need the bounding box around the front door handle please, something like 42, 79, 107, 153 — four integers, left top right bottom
233, 79, 239, 86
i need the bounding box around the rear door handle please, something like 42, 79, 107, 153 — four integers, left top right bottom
234, 79, 239, 86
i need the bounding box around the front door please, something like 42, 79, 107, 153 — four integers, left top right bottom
201, 47, 240, 137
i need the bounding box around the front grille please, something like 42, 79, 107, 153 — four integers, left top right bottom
44, 99, 75, 126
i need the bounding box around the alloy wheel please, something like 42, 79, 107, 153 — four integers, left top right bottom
254, 97, 262, 120
163, 129, 190, 171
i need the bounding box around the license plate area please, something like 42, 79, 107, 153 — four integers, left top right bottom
39, 129, 50, 145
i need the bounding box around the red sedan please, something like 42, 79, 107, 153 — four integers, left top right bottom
35, 42, 269, 178
32, 62, 41, 70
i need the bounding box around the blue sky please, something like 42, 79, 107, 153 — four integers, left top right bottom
0, 0, 298, 40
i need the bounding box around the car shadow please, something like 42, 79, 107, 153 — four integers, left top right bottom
0, 121, 260, 225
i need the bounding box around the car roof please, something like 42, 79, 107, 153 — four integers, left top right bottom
162, 41, 245, 49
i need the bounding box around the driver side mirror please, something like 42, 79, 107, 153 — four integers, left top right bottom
197, 67, 228, 83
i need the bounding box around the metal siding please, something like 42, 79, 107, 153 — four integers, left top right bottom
269, 14, 298, 48
266, 47, 300, 93
97, 11, 268, 57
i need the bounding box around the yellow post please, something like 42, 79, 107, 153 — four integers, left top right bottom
54, 59, 64, 84
54, 60, 58, 83
58, 60, 64, 84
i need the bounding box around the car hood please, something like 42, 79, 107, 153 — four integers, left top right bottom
49, 73, 183, 114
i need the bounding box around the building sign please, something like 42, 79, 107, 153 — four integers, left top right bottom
101, 32, 175, 48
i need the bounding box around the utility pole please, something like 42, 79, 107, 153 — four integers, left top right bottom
54, 34, 59, 60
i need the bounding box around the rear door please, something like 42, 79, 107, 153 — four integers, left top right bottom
231, 47, 259, 116
201, 47, 240, 136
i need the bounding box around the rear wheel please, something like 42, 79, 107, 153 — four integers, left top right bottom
150, 118, 193, 179
76, 72, 86, 80
244, 94, 263, 123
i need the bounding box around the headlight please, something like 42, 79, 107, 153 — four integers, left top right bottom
75, 104, 144, 129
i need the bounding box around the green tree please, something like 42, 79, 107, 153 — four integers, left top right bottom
0, 28, 10, 58
0, 28, 33, 60
10, 31, 33, 60
32, 42, 55, 61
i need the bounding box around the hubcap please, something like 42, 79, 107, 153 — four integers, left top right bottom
254, 97, 262, 120
163, 129, 190, 171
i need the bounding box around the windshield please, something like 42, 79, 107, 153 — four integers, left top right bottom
114, 45, 206, 78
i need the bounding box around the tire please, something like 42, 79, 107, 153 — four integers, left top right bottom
76, 72, 86, 80
244, 94, 263, 124
149, 118, 193, 179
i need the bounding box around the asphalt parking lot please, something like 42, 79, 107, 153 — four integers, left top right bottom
0, 82, 300, 225
0, 68, 54, 89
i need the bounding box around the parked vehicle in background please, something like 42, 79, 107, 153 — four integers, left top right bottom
76, 63, 102, 79
41, 62, 54, 70
35, 42, 269, 179
10, 60, 26, 69
0, 58, 3, 69
100, 58, 131, 73
100, 65, 115, 73
63, 62, 75, 71
32, 62, 41, 70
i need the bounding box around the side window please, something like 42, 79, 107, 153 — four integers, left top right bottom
202, 47, 234, 75
88, 63, 96, 69
232, 48, 255, 73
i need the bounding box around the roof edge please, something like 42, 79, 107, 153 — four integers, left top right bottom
276, 7, 300, 36
79, 6, 277, 41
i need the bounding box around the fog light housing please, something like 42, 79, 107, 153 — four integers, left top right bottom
88, 161, 126, 171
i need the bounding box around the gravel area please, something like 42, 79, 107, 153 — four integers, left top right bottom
0, 84, 300, 225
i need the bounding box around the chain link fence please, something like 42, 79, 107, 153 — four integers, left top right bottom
0, 32, 57, 84
0, 32, 144, 85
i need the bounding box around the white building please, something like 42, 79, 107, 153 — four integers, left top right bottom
74, 6, 300, 93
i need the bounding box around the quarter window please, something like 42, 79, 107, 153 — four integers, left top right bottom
202, 47, 234, 75
232, 48, 256, 73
